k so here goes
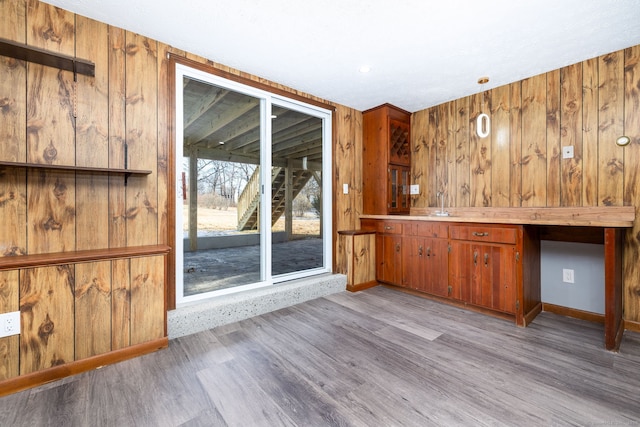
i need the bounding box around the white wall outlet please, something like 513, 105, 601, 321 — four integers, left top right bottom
342, 183, 349, 194
562, 268, 575, 284
562, 146, 574, 159
410, 184, 420, 195
0, 311, 21, 338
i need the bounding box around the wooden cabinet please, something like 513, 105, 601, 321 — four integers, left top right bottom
404, 223, 448, 296
449, 225, 519, 314
363, 104, 411, 215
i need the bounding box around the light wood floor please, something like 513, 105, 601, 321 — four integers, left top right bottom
2, 286, 640, 426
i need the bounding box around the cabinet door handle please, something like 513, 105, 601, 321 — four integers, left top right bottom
473, 251, 478, 266
418, 245, 423, 257
395, 243, 401, 253
472, 231, 489, 237
385, 226, 393, 230
426, 247, 432, 257
484, 253, 489, 267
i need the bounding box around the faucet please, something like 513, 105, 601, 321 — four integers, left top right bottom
435, 191, 449, 216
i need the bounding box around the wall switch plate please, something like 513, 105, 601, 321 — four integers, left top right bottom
342, 183, 349, 194
562, 268, 575, 284
0, 311, 20, 338
410, 184, 420, 195
562, 146, 574, 159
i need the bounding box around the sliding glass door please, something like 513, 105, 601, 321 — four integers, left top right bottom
175, 64, 332, 304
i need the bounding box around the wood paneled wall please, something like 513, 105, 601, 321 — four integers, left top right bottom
411, 45, 640, 323
0, 0, 361, 386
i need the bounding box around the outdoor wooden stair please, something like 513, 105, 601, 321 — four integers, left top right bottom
237, 166, 313, 231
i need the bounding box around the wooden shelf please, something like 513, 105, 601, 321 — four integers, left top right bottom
0, 245, 171, 271
0, 38, 94, 78
0, 161, 151, 185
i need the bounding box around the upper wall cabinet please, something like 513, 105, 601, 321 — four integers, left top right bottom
363, 104, 411, 215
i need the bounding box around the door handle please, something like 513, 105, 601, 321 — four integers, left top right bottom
484, 253, 489, 267
472, 231, 489, 237
473, 251, 478, 266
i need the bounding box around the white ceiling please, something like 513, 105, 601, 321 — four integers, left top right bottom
44, 0, 640, 112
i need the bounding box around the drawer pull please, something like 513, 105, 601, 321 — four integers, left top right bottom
472, 231, 489, 237
385, 226, 393, 230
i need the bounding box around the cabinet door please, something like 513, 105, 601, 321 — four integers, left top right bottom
388, 119, 410, 165
448, 241, 471, 301
388, 165, 410, 214
403, 235, 424, 290
426, 238, 449, 297
380, 234, 403, 286
470, 244, 517, 314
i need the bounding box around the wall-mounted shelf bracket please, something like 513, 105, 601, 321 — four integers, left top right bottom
0, 38, 95, 80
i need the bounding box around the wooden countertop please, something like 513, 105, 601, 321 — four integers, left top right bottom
360, 206, 636, 228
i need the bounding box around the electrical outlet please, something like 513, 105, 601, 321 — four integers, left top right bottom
562, 146, 574, 159
0, 311, 21, 338
410, 184, 420, 195
562, 268, 575, 284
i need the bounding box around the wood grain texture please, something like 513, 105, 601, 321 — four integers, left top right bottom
19, 265, 74, 375
111, 259, 131, 350
521, 74, 547, 206
582, 57, 599, 206
108, 26, 127, 249
124, 32, 158, 247
623, 45, 640, 321
426, 107, 438, 206
157, 42, 170, 248
435, 103, 449, 198
0, 270, 19, 380
74, 261, 111, 359
509, 82, 522, 206
598, 51, 624, 207
410, 109, 429, 208
491, 85, 510, 207
560, 63, 583, 206
130, 255, 165, 345
455, 96, 470, 207
546, 69, 561, 207
469, 91, 491, 207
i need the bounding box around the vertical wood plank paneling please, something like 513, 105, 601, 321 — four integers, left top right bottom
26, 2, 76, 254
75, 261, 111, 359
0, 0, 27, 257
445, 101, 456, 209
598, 52, 624, 206
0, 271, 19, 380
334, 105, 356, 271
560, 64, 583, 206
623, 45, 640, 320
130, 256, 165, 345
582, 58, 599, 206
546, 69, 561, 207
469, 92, 492, 207
111, 259, 131, 350
108, 26, 127, 248
426, 108, 438, 207
353, 110, 364, 224
410, 109, 429, 208
435, 103, 449, 198
454, 97, 470, 207
157, 43, 170, 246
491, 85, 511, 207
509, 82, 522, 207
521, 74, 547, 206
125, 32, 158, 246
75, 16, 109, 251
19, 265, 74, 374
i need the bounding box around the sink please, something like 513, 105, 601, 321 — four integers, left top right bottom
431, 211, 452, 217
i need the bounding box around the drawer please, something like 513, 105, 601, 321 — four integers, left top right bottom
377, 221, 404, 235
449, 225, 517, 244
411, 222, 448, 238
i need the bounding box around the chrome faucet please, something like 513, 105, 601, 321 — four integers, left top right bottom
435, 191, 449, 216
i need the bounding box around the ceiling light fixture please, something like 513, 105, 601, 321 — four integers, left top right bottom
616, 135, 631, 146
219, 141, 225, 145
476, 77, 490, 138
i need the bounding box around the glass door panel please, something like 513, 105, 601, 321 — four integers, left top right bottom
271, 105, 324, 276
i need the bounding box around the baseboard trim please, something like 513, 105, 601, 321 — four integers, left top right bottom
625, 319, 640, 333
347, 280, 378, 292
542, 303, 604, 324
0, 337, 168, 397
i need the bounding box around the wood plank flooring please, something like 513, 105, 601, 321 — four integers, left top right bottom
2, 285, 640, 426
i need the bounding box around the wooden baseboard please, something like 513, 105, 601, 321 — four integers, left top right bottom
0, 337, 168, 397
522, 302, 543, 327
542, 303, 605, 324
347, 280, 378, 292
625, 319, 640, 333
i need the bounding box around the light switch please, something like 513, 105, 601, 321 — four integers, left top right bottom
343, 183, 349, 194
